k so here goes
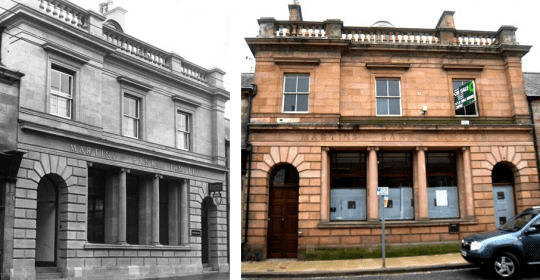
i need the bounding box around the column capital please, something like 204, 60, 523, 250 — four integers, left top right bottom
322, 146, 330, 151
462, 147, 470, 151
155, 174, 163, 179
367, 146, 379, 152
87, 162, 93, 167
120, 168, 130, 173
416, 147, 428, 152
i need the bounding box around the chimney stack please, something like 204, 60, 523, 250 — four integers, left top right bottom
288, 1, 303, 21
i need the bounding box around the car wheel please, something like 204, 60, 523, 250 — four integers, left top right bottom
491, 252, 520, 279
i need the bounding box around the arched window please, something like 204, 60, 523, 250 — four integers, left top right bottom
492, 163, 514, 184
271, 165, 299, 186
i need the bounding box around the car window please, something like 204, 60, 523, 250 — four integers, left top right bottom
499, 213, 536, 232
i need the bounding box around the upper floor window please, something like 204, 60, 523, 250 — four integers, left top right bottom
283, 74, 309, 113
176, 111, 190, 150
50, 68, 73, 118
123, 94, 140, 138
453, 80, 478, 116
376, 78, 401, 116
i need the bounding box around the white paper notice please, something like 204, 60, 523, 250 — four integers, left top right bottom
436, 190, 448, 206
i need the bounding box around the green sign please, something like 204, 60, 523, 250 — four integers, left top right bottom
454, 81, 476, 111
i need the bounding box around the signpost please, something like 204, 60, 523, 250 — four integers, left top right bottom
377, 187, 388, 268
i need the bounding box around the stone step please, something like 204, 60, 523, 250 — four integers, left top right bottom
36, 273, 65, 280
35, 267, 65, 280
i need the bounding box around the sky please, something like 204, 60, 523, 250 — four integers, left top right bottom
238, 0, 540, 73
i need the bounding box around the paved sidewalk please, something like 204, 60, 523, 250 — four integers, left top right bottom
242, 253, 474, 278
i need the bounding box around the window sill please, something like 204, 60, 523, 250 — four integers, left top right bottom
84, 243, 193, 251
318, 218, 477, 229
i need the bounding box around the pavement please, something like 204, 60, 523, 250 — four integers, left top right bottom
241, 253, 475, 278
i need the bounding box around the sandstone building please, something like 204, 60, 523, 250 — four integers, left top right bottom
0, 0, 229, 278
243, 3, 536, 260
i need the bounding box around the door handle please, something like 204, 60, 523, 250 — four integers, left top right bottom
281, 218, 284, 228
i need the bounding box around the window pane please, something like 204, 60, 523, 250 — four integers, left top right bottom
297, 76, 310, 93
51, 70, 60, 91
124, 96, 138, 117
296, 94, 309, 112
177, 113, 187, 131
284, 76, 297, 92
50, 95, 58, 115
388, 98, 400, 115
376, 80, 387, 97
283, 94, 296, 111
177, 132, 188, 150
60, 73, 71, 95
388, 80, 400, 96
123, 117, 138, 137
377, 98, 388, 115
464, 103, 477, 115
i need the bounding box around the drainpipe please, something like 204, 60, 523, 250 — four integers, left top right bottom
527, 96, 540, 184
241, 83, 257, 259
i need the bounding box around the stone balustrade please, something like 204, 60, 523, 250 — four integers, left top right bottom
260, 19, 513, 47
103, 26, 170, 68
342, 27, 439, 44
455, 30, 498, 46
178, 60, 208, 82
37, 0, 89, 30
275, 21, 326, 37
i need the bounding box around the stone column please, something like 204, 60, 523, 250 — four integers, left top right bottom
462, 147, 475, 218
117, 168, 129, 245
151, 174, 162, 245
321, 147, 330, 222
416, 147, 428, 220
367, 147, 379, 221
180, 179, 190, 245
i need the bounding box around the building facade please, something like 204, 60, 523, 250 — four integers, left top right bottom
0, 0, 229, 279
243, 3, 537, 260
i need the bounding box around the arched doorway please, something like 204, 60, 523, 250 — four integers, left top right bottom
492, 163, 516, 228
201, 196, 217, 268
36, 175, 59, 267
267, 164, 299, 258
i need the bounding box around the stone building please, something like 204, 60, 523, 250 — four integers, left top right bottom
243, 3, 537, 260
0, 0, 229, 279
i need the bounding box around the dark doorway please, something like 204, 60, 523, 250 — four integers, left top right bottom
202, 199, 209, 264
36, 176, 58, 267
267, 165, 299, 258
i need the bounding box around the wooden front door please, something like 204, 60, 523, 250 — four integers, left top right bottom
267, 187, 298, 258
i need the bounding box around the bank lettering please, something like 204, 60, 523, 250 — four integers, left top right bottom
132, 156, 157, 168
70, 144, 117, 159
170, 164, 202, 176
69, 144, 203, 177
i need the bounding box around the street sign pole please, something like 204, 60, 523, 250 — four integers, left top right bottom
380, 194, 385, 268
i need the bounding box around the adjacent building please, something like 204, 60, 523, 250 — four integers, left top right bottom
0, 0, 229, 279
243, 3, 537, 260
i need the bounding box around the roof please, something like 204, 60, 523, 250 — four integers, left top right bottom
525, 72, 540, 97
241, 73, 254, 89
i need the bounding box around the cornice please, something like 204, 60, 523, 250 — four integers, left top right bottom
442, 64, 484, 72
0, 5, 116, 55
0, 66, 25, 85
107, 52, 219, 99
117, 76, 154, 92
42, 43, 91, 65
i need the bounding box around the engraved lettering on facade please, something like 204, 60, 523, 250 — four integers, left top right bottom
70, 144, 117, 159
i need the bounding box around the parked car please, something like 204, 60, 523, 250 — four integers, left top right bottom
460, 206, 540, 279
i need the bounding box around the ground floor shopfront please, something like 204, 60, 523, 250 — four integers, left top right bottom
2, 130, 229, 279
243, 126, 540, 260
